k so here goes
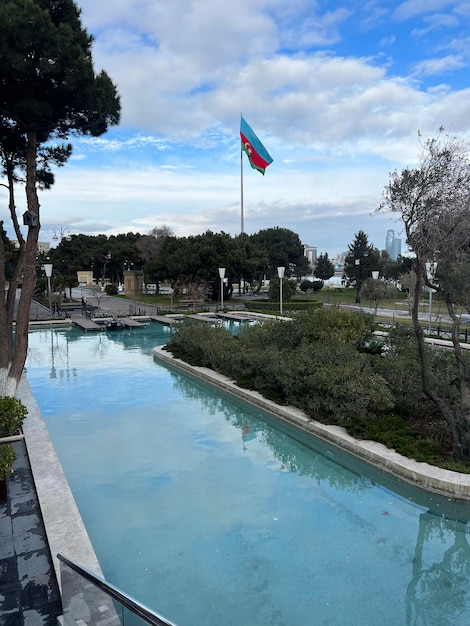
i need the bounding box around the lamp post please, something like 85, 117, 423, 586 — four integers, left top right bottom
426, 261, 437, 335
218, 268, 226, 309
52, 226, 71, 242
354, 251, 369, 304
277, 266, 285, 315
44, 262, 53, 316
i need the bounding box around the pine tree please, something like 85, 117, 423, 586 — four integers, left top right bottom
314, 252, 335, 282
0, 0, 121, 396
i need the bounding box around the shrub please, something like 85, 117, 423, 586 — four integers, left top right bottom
298, 279, 324, 292
0, 397, 28, 437
0, 397, 27, 481
376, 326, 447, 422
0, 444, 16, 480
292, 307, 375, 345
169, 309, 390, 422
268, 278, 297, 301
299, 279, 314, 292
166, 320, 234, 370
275, 341, 394, 422
105, 284, 118, 295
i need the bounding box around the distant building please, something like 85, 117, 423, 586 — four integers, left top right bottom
304, 244, 317, 266
385, 229, 401, 260
333, 252, 347, 266
11, 240, 50, 255
38, 241, 50, 255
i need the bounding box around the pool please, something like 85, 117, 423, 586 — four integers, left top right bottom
25, 324, 470, 626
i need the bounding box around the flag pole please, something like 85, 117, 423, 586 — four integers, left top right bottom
240, 142, 244, 234
240, 113, 244, 234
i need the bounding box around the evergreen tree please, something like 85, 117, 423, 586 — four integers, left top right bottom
343, 231, 380, 302
314, 252, 335, 282
0, 0, 120, 396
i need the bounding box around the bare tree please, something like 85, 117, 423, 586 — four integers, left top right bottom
379, 130, 470, 460
359, 278, 395, 315
137, 226, 175, 262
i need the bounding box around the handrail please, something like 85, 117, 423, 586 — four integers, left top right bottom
57, 553, 177, 626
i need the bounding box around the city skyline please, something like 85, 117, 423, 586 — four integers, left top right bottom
1, 1, 469, 256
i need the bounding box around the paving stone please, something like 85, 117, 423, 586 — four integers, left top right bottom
23, 607, 61, 626
0, 557, 18, 585
0, 516, 14, 559
11, 513, 46, 557
17, 551, 50, 583
0, 580, 20, 612
1, 440, 62, 624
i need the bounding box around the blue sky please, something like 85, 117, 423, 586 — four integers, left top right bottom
3, 0, 470, 256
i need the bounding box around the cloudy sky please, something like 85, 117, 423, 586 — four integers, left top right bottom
6, 0, 470, 256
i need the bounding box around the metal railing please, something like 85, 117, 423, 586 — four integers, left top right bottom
58, 553, 177, 626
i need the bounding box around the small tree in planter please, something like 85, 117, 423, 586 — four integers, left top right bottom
0, 397, 28, 503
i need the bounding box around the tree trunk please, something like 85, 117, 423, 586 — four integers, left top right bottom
451, 415, 470, 461
411, 259, 434, 396
0, 130, 39, 397
0, 159, 25, 394
410, 258, 470, 461
440, 298, 470, 460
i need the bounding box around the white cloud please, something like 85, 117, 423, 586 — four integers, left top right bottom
3, 0, 468, 260
78, 135, 172, 153
394, 0, 456, 21
412, 54, 466, 76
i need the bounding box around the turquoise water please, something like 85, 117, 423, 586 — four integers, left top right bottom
26, 324, 470, 626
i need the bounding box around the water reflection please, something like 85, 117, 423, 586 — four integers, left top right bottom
171, 371, 375, 493
26, 328, 77, 381
101, 325, 172, 353
241, 422, 257, 449
406, 514, 470, 625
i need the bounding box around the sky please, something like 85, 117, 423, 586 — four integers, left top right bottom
3, 0, 470, 257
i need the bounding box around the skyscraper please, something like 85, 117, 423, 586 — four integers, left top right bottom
385, 229, 401, 260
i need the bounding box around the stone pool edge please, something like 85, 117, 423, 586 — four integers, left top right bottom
153, 346, 470, 502
17, 376, 104, 585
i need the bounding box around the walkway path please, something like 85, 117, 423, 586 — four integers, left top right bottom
0, 439, 62, 624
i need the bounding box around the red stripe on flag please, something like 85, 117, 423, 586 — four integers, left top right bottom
240, 132, 271, 170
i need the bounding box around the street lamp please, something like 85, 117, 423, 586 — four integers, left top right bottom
52, 226, 71, 242
218, 268, 226, 309
354, 251, 369, 304
44, 262, 53, 315
426, 261, 437, 335
277, 266, 285, 315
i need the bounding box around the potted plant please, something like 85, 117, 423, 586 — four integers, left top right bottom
0, 397, 28, 504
